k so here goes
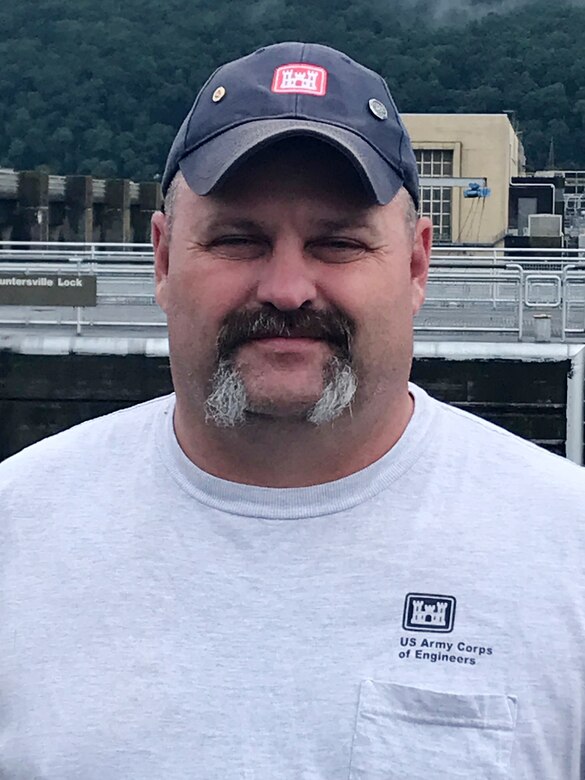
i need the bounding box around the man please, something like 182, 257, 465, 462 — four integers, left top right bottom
0, 42, 584, 779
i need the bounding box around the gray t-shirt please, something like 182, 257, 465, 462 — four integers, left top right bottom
0, 384, 584, 778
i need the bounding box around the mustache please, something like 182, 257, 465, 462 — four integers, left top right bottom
216, 307, 355, 359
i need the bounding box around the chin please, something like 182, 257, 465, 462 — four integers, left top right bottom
246, 391, 322, 419
244, 371, 323, 399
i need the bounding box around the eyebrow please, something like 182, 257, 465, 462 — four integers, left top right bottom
311, 216, 374, 232
201, 218, 268, 234
201, 214, 375, 235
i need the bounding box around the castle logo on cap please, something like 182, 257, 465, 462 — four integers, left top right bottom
271, 64, 328, 96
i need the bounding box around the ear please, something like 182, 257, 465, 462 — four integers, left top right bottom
152, 210, 170, 312
410, 215, 432, 315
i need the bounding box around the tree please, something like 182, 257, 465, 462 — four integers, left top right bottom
1, 0, 584, 178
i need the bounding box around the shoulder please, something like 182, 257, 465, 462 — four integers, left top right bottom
429, 392, 585, 498
0, 394, 173, 491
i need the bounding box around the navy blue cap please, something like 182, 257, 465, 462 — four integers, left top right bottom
161, 42, 419, 208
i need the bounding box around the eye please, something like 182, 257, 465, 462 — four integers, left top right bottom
208, 236, 268, 261
309, 238, 367, 263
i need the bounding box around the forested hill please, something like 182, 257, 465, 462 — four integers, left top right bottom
1, 0, 585, 180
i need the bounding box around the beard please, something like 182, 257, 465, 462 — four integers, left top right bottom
204, 307, 358, 428
205, 354, 357, 427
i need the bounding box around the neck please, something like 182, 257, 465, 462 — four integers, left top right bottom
173, 389, 414, 487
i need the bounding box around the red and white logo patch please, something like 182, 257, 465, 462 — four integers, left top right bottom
271, 63, 328, 96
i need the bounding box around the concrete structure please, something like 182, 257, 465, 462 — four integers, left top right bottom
507, 175, 561, 244
402, 114, 524, 246
1, 342, 582, 464
0, 169, 162, 243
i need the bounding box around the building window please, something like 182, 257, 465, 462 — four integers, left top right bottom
415, 149, 453, 177
563, 171, 585, 196
420, 186, 452, 243
415, 149, 453, 242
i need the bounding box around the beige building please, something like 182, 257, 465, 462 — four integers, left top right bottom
402, 114, 524, 245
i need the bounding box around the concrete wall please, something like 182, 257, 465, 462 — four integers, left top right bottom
0, 353, 575, 463
402, 114, 522, 245
0, 169, 162, 244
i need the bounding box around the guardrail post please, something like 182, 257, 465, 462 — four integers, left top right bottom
506, 264, 524, 341
103, 179, 131, 243
561, 265, 574, 340
64, 176, 93, 243
17, 171, 49, 243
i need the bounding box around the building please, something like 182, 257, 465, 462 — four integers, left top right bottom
529, 170, 585, 247
402, 114, 525, 246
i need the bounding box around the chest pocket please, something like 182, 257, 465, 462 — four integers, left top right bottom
349, 680, 517, 780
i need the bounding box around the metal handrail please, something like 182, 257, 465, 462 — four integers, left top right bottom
1, 254, 584, 342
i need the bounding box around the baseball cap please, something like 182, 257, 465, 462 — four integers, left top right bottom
161, 42, 419, 208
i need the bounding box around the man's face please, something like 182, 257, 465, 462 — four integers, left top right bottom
153, 140, 431, 427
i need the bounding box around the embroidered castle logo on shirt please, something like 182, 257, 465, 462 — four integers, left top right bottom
271, 64, 328, 96
402, 593, 456, 633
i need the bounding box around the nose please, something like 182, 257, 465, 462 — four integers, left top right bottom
255, 241, 318, 311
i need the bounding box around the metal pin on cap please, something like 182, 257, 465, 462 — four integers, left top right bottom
368, 98, 388, 120
212, 86, 226, 103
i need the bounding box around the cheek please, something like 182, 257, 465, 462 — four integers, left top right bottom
172, 256, 258, 312
337, 267, 412, 323
347, 277, 415, 357
165, 266, 234, 323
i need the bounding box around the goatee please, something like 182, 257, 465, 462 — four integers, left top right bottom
204, 306, 358, 427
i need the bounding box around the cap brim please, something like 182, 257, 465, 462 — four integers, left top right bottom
178, 119, 404, 205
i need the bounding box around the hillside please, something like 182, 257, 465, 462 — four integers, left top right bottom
0, 0, 584, 179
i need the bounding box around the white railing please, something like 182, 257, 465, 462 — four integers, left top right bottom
0, 241, 153, 263
0, 243, 585, 341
